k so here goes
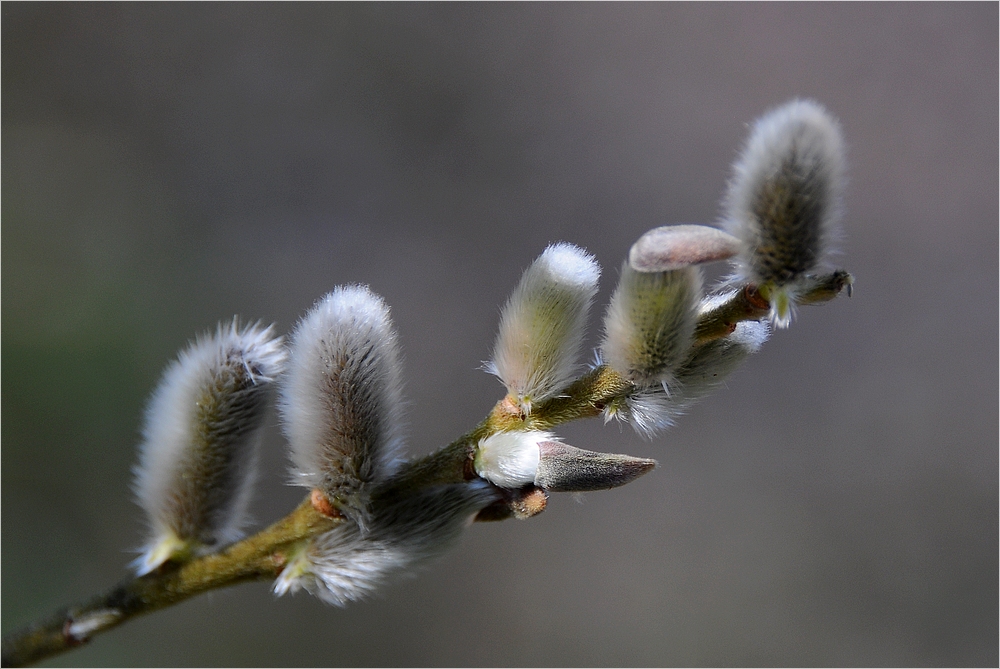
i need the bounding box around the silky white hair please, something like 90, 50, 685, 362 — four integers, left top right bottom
601, 263, 703, 388
674, 319, 770, 399
274, 480, 500, 605
133, 319, 285, 574
488, 243, 600, 414
279, 285, 406, 530
474, 430, 552, 488
605, 320, 770, 438
724, 99, 845, 295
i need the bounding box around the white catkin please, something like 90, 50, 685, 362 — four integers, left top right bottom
274, 480, 500, 605
279, 285, 406, 529
611, 389, 679, 439
133, 320, 286, 574
673, 320, 770, 401
488, 243, 600, 413
724, 99, 845, 289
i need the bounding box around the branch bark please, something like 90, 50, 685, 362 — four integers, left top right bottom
2, 499, 338, 667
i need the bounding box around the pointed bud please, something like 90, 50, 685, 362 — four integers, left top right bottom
473, 431, 656, 493
629, 224, 741, 272
724, 99, 846, 327
280, 285, 405, 530
488, 243, 600, 414
601, 262, 702, 387
474, 485, 549, 521
534, 441, 656, 492
508, 486, 549, 519
133, 320, 285, 575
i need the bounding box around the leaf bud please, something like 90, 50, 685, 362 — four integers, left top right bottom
474, 485, 549, 522
534, 440, 657, 492
473, 430, 656, 492
629, 224, 741, 272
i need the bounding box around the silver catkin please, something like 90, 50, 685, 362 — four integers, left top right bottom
725, 99, 846, 288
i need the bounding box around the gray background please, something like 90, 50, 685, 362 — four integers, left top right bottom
3, 3, 997, 666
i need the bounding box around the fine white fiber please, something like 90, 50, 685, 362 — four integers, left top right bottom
723, 98, 846, 327
673, 320, 770, 401
279, 285, 406, 530
473, 430, 551, 488
488, 243, 600, 414
133, 319, 286, 575
604, 320, 769, 439
274, 480, 500, 605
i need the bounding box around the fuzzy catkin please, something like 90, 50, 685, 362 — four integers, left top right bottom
601, 263, 702, 387
607, 320, 769, 439
673, 320, 770, 400
275, 480, 500, 605
724, 99, 845, 288
280, 285, 406, 529
488, 243, 600, 413
133, 320, 285, 574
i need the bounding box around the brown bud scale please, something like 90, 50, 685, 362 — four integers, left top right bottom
629, 225, 741, 272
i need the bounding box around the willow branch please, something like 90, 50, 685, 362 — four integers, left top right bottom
0, 372, 616, 666
2, 499, 338, 668
3, 270, 853, 668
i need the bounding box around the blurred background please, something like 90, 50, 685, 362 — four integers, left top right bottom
3, 4, 996, 666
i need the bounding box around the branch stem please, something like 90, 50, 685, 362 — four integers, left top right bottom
695, 271, 853, 342
2, 270, 852, 667
2, 499, 338, 667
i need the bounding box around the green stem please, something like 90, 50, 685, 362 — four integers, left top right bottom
695, 271, 853, 342
1, 499, 338, 668
372, 365, 634, 504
